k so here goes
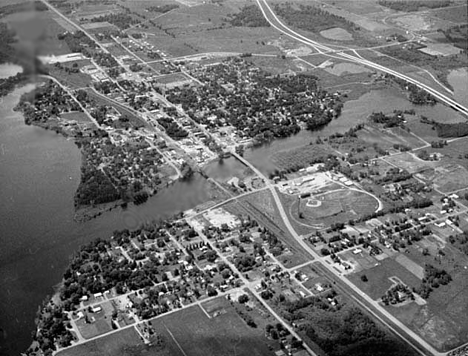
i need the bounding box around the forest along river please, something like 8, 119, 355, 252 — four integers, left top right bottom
0, 86, 211, 355
0, 82, 463, 355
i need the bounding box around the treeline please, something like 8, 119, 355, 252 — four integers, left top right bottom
378, 0, 451, 12
228, 5, 270, 27
440, 25, 468, 51
369, 111, 405, 128
435, 122, 468, 138
0, 1, 47, 17
146, 4, 179, 13
275, 3, 360, 33
90, 13, 141, 30
389, 76, 436, 105
158, 117, 189, 139
413, 264, 452, 299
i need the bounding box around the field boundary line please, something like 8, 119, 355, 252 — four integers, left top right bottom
163, 322, 188, 356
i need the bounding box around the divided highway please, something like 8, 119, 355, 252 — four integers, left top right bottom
255, 0, 468, 117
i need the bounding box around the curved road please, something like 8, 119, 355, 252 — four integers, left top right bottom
231, 151, 443, 356
255, 0, 468, 117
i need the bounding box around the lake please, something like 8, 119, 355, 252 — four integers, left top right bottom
0, 86, 211, 356
0, 82, 464, 355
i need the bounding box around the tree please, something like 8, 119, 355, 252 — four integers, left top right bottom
361, 274, 368, 282
238, 294, 249, 304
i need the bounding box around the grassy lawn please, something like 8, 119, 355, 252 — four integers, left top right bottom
347, 256, 421, 300
56, 327, 142, 356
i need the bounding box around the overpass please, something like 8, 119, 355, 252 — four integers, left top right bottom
255, 0, 468, 117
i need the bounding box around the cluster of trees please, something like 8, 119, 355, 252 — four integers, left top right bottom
440, 24, 468, 50
302, 307, 414, 356
369, 111, 406, 128
378, 167, 412, 183
378, 0, 451, 12
89, 13, 141, 30
58, 31, 97, 53
158, 117, 188, 139
75, 165, 120, 206
93, 52, 118, 68
275, 3, 360, 33
449, 232, 468, 256
381, 283, 414, 305
146, 4, 179, 13
417, 149, 439, 161
228, 5, 270, 27
31, 303, 74, 355
168, 59, 340, 143
435, 122, 468, 138
413, 264, 452, 299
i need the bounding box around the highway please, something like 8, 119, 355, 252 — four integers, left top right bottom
255, 0, 468, 117
230, 151, 443, 356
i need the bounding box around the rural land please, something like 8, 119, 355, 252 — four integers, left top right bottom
1, 0, 467, 355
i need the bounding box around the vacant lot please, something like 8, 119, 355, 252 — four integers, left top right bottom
150, 300, 275, 356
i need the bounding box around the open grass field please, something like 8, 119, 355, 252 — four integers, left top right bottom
431, 4, 468, 23
425, 137, 468, 170
48, 64, 93, 89
150, 299, 275, 356
433, 164, 468, 193
347, 256, 422, 301
56, 327, 145, 356
61, 111, 93, 123
296, 189, 379, 226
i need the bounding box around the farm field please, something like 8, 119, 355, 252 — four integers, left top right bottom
150, 298, 276, 356
430, 4, 468, 23
271, 144, 331, 172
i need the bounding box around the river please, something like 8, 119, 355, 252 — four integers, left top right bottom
0, 82, 464, 355
0, 86, 211, 356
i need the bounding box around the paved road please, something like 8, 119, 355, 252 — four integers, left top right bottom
255, 0, 468, 117
230, 151, 442, 356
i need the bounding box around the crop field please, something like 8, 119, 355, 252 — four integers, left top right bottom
56, 327, 144, 356
347, 256, 422, 301
150, 300, 275, 356
433, 164, 468, 193
384, 152, 438, 173
271, 144, 331, 172
324, 62, 371, 76
319, 27, 353, 41
431, 4, 468, 23
424, 137, 468, 170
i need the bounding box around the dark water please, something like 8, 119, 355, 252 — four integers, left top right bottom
0, 82, 464, 355
0, 86, 211, 356
241, 87, 465, 175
